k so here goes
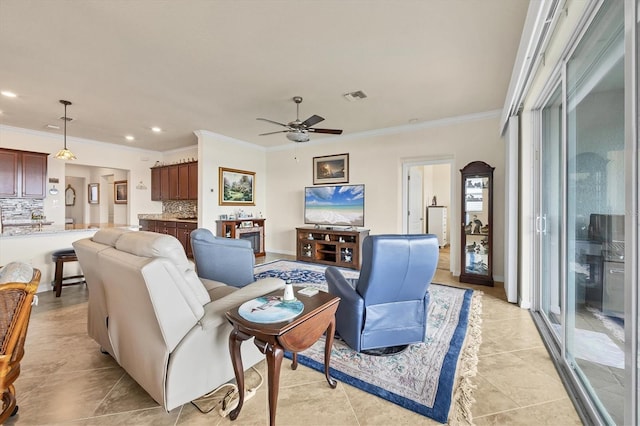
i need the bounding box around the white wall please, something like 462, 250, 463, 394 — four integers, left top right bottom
430, 163, 451, 209
162, 146, 198, 165
265, 113, 506, 280
0, 125, 164, 226
195, 131, 267, 234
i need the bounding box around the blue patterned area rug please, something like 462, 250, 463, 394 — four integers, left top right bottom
254, 260, 482, 425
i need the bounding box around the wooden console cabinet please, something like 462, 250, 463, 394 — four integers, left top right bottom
216, 219, 265, 257
296, 227, 369, 270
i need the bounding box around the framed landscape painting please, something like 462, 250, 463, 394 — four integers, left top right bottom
219, 167, 255, 206
114, 180, 127, 204
313, 153, 349, 185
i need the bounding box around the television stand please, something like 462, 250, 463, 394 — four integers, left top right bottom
296, 227, 369, 270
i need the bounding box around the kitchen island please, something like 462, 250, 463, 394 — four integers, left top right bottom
0, 223, 136, 293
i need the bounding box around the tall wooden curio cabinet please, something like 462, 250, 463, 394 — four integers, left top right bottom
460, 161, 494, 286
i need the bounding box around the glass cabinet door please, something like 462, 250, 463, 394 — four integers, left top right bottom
460, 161, 494, 286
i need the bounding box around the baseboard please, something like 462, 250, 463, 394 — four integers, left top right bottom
268, 249, 296, 257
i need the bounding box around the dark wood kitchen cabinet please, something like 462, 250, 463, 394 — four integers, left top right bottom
150, 161, 197, 201
0, 148, 48, 198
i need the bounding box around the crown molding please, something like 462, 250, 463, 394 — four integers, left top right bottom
0, 124, 162, 155
267, 109, 502, 152
194, 129, 267, 152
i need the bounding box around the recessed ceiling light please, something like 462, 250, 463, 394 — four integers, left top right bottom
125, 135, 135, 141
151, 126, 162, 133
46, 124, 61, 130
408, 118, 420, 124
1, 91, 17, 98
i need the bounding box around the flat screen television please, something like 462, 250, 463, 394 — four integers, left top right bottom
304, 184, 365, 227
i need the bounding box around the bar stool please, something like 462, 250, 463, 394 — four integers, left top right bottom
51, 248, 85, 297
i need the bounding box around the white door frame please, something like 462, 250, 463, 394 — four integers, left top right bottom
407, 166, 424, 233
401, 155, 455, 273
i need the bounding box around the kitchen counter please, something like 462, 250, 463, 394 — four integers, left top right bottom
0, 223, 137, 293
138, 214, 197, 223
1, 223, 137, 238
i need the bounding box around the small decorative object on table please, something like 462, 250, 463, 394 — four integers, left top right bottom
298, 287, 319, 297
283, 280, 295, 302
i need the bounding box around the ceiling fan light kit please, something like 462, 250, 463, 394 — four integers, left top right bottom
257, 96, 343, 143
286, 131, 310, 143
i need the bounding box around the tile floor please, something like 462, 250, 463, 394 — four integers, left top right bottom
6, 254, 582, 425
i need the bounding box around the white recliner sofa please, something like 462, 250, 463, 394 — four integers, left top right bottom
73, 228, 284, 411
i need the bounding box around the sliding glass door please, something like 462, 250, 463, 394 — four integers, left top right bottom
536, 1, 629, 424
566, 2, 625, 423
539, 85, 563, 340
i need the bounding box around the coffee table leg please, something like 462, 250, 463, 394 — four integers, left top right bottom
324, 317, 337, 388
228, 327, 250, 421
265, 343, 284, 426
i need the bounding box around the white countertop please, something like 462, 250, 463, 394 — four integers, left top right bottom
0, 223, 137, 238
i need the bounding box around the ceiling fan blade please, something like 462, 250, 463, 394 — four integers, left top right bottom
256, 117, 289, 127
259, 130, 289, 136
301, 114, 324, 128
308, 128, 343, 135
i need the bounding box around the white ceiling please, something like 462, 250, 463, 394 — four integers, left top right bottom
0, 0, 529, 152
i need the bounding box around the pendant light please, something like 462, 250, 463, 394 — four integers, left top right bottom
54, 100, 76, 160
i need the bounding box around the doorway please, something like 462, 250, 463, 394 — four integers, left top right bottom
402, 158, 453, 272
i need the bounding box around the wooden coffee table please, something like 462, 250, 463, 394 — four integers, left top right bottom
226, 288, 340, 426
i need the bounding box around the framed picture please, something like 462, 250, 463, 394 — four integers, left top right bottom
88, 183, 100, 204
65, 184, 76, 206
114, 180, 128, 204
219, 167, 255, 206
313, 153, 349, 185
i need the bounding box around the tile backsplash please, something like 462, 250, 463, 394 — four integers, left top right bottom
0, 198, 44, 222
163, 200, 197, 217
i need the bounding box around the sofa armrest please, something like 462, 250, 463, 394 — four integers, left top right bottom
206, 277, 285, 318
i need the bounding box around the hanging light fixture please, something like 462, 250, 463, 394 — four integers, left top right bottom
54, 100, 76, 160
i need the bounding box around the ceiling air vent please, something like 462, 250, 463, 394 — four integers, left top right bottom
343, 90, 368, 101
59, 116, 74, 122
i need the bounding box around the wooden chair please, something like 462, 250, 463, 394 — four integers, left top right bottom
0, 269, 40, 423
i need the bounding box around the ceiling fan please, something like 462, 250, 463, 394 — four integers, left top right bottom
257, 96, 343, 142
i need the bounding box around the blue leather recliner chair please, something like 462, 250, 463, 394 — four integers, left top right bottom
325, 234, 439, 353
190, 228, 256, 287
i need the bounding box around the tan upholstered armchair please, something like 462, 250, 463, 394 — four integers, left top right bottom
0, 265, 40, 423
